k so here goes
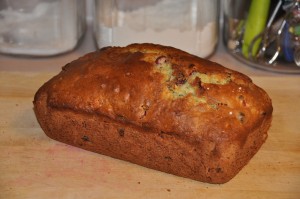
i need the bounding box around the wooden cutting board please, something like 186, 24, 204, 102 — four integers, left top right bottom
0, 71, 299, 199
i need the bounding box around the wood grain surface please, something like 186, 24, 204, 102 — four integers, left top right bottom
0, 71, 299, 199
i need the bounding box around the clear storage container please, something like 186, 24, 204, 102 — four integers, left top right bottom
0, 0, 86, 56
223, 0, 300, 74
94, 0, 219, 58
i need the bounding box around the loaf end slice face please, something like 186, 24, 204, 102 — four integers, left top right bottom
33, 43, 273, 184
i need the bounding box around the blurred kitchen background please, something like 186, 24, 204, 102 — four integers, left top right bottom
0, 0, 299, 75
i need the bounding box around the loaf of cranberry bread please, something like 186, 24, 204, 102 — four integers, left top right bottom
33, 43, 272, 184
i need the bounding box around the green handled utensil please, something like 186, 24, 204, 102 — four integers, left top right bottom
242, 0, 271, 58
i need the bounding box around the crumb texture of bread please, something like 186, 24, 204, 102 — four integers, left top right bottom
33, 43, 273, 184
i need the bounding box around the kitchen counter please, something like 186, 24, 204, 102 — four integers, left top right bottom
0, 26, 300, 199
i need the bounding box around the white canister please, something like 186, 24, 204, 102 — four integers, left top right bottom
0, 0, 86, 56
94, 0, 219, 58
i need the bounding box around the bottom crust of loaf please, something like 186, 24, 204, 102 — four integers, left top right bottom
34, 90, 271, 184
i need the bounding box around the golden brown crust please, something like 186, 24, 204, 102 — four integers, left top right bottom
33, 43, 273, 183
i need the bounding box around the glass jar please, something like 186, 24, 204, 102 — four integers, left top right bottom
223, 0, 300, 74
0, 0, 86, 56
94, 0, 219, 58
